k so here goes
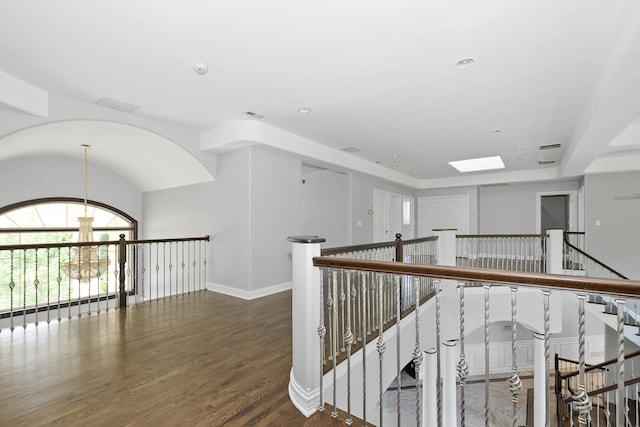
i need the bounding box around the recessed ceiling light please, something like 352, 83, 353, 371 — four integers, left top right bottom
391, 165, 399, 169
193, 63, 209, 75
298, 108, 312, 114
514, 148, 525, 152
390, 153, 399, 158
456, 57, 475, 68
411, 171, 417, 175
449, 156, 505, 173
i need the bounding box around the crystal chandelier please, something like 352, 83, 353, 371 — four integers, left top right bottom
64, 145, 109, 283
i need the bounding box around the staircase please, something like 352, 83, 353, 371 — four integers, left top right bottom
556, 350, 640, 425
556, 235, 640, 426
289, 231, 640, 426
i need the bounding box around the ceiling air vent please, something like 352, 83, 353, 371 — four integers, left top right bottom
96, 97, 139, 113
480, 183, 509, 188
340, 145, 362, 153
245, 111, 264, 119
538, 159, 555, 165
539, 143, 562, 150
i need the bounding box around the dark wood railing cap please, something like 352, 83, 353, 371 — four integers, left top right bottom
313, 257, 640, 298
287, 235, 326, 244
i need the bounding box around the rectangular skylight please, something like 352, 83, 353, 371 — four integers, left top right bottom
448, 155, 505, 173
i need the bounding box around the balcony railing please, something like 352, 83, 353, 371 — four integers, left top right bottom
0, 235, 209, 331
289, 230, 639, 426
456, 233, 548, 273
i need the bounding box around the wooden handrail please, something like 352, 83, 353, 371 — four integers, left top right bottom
403, 236, 439, 244
312, 257, 640, 298
0, 235, 210, 251
320, 234, 437, 257
320, 240, 395, 256
564, 238, 628, 279
582, 376, 640, 398
557, 350, 640, 380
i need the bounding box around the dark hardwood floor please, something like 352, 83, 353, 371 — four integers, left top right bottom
0, 290, 354, 426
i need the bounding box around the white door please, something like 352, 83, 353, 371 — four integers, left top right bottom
388, 192, 402, 240
373, 190, 388, 242
443, 196, 469, 234
418, 198, 441, 237
373, 190, 404, 242
402, 196, 415, 239
418, 195, 469, 237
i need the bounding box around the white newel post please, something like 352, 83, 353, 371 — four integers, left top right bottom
533, 332, 547, 427
287, 235, 326, 417
422, 349, 438, 427
442, 340, 458, 427
546, 228, 564, 274
433, 229, 459, 424
434, 229, 458, 332
434, 228, 457, 267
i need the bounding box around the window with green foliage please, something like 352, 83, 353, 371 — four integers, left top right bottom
0, 199, 137, 314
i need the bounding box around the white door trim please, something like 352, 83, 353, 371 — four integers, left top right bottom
536, 190, 578, 234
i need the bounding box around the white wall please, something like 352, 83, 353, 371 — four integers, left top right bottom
143, 149, 251, 292
250, 146, 301, 292
143, 146, 302, 296
142, 180, 220, 285
585, 171, 640, 279
0, 155, 142, 221
479, 180, 579, 234
301, 169, 350, 247
351, 174, 414, 245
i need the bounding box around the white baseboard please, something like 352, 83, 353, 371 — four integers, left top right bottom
206, 281, 292, 300
288, 368, 319, 418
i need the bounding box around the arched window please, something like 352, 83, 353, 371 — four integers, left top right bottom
0, 198, 137, 245
0, 198, 137, 315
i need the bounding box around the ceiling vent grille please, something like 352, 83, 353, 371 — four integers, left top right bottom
340, 145, 362, 153
96, 97, 139, 113
245, 111, 264, 119
538, 159, 555, 165
480, 183, 509, 188
539, 143, 562, 150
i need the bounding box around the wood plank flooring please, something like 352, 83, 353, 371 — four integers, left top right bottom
0, 290, 352, 426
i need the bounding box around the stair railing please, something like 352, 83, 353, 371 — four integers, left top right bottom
321, 233, 439, 314
563, 234, 628, 280
565, 231, 586, 252
556, 350, 640, 425
289, 230, 640, 426
311, 257, 640, 426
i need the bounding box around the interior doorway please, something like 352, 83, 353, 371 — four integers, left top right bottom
541, 195, 570, 231
536, 190, 577, 233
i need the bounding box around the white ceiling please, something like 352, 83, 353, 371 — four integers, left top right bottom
1, 1, 640, 188
0, 121, 213, 192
